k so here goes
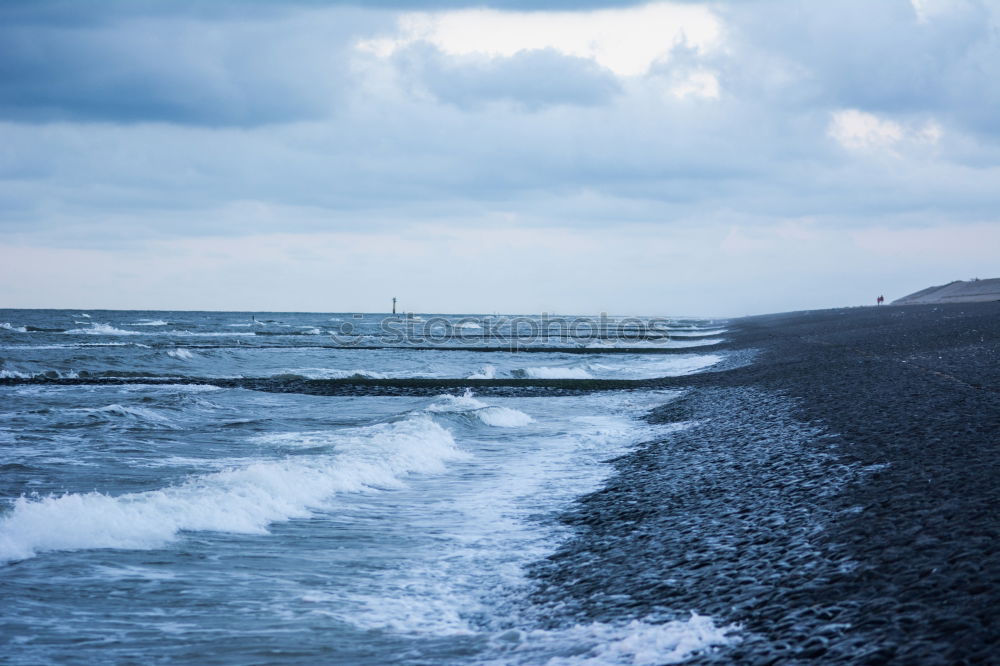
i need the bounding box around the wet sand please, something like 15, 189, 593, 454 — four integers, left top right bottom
533, 302, 1000, 663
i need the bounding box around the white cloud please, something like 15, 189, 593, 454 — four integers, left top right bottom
828, 109, 942, 154
358, 2, 721, 77
667, 69, 720, 100
910, 0, 976, 23
828, 110, 905, 152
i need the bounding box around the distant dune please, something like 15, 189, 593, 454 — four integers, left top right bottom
893, 278, 1000, 305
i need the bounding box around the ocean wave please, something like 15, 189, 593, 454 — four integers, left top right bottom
672, 338, 723, 347
63, 323, 140, 336
517, 367, 594, 379
1, 323, 28, 333
61, 323, 255, 338
166, 349, 196, 360
0, 343, 140, 350
475, 406, 534, 427
588, 354, 722, 378
115, 384, 222, 393
427, 390, 534, 427
0, 369, 80, 379
282, 368, 391, 380
467, 365, 497, 379
254, 330, 326, 337
666, 329, 727, 338
585, 338, 722, 349
73, 403, 176, 427
325, 392, 703, 655
666, 324, 725, 331
133, 320, 170, 326
165, 331, 255, 337
0, 416, 465, 562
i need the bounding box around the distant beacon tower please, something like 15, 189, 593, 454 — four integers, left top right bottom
392, 297, 397, 314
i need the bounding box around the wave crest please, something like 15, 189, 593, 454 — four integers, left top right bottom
427, 390, 534, 427
64, 323, 140, 336
0, 416, 464, 562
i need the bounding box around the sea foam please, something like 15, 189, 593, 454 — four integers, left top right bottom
0, 416, 464, 562
73, 404, 176, 427
505, 614, 740, 665
286, 368, 391, 379
426, 390, 534, 427
63, 323, 140, 336
588, 354, 722, 379
467, 365, 497, 379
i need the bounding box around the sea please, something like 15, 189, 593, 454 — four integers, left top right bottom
0, 309, 738, 665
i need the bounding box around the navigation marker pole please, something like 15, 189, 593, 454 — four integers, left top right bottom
392, 297, 397, 315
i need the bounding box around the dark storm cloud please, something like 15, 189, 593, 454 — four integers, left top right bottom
0, 0, 652, 126
0, 9, 385, 126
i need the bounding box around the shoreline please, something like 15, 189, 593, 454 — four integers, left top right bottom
531, 301, 1000, 663
2, 303, 998, 661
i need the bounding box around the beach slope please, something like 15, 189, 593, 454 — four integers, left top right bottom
893, 278, 1000, 305
533, 302, 1000, 663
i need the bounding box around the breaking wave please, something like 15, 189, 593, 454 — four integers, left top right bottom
426, 390, 534, 427
588, 354, 722, 378
64, 323, 140, 336
0, 369, 80, 379
72, 404, 177, 427
276, 368, 392, 380
0, 415, 465, 562
468, 365, 497, 379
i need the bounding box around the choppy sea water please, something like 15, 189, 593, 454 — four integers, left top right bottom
0, 310, 738, 664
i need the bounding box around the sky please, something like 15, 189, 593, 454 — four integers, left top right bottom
1, 0, 998, 316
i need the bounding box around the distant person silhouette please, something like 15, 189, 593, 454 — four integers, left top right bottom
877, 295, 884, 306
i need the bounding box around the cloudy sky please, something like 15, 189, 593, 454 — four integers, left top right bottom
1, 0, 998, 316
